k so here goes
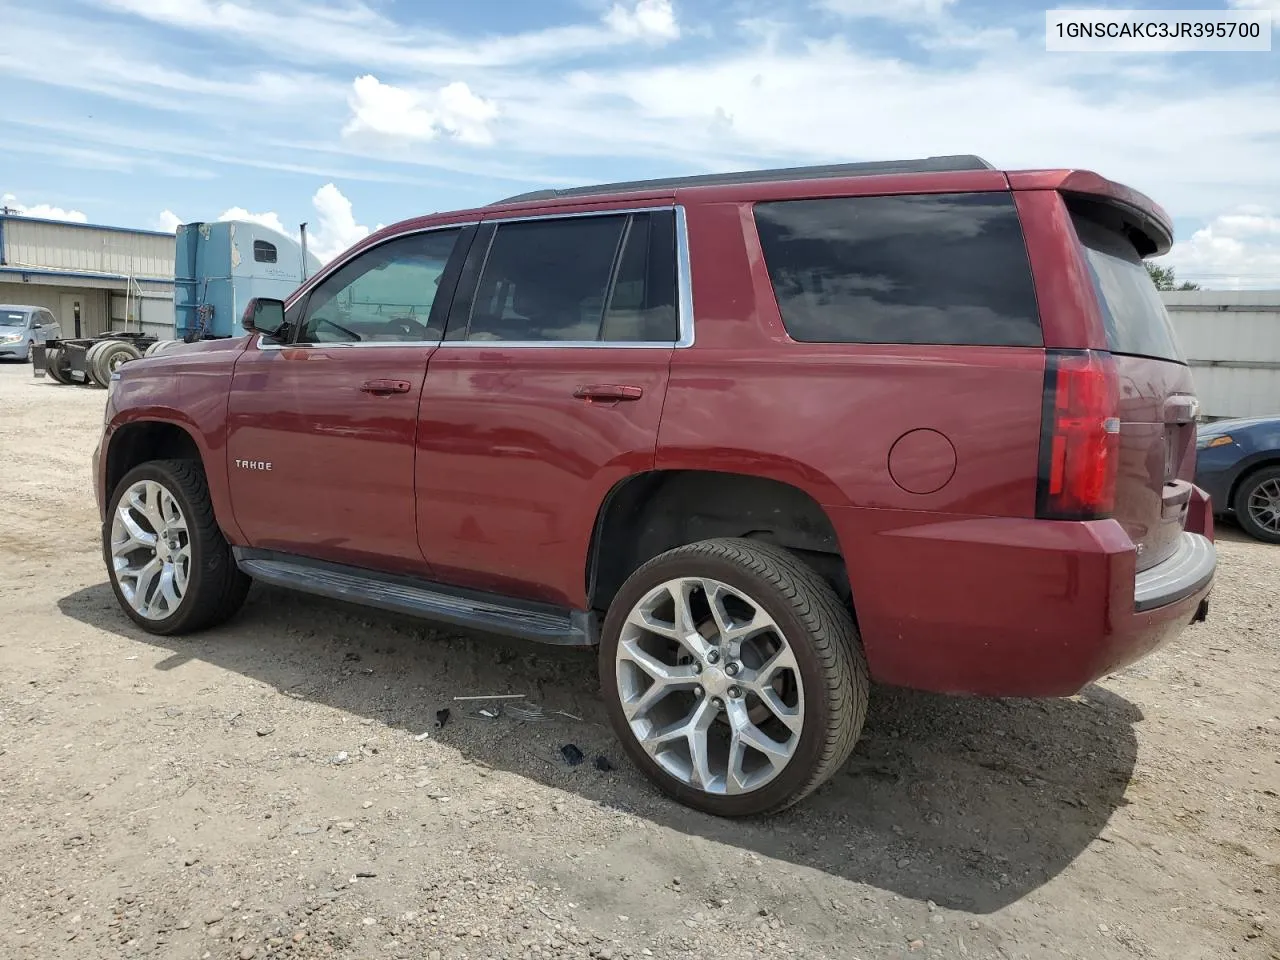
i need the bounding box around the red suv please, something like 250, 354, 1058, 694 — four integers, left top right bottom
94, 155, 1216, 817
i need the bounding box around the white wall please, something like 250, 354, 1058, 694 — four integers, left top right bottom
1163, 291, 1280, 420
2, 219, 174, 283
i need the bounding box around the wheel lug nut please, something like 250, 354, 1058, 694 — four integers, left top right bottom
728, 685, 742, 699
693, 662, 702, 674
710, 697, 723, 710
725, 662, 739, 676
706, 650, 720, 664
694, 686, 704, 698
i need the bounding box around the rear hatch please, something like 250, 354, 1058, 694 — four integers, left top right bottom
1069, 201, 1197, 571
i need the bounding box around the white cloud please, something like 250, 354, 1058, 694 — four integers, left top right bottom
818, 0, 956, 22
1, 192, 89, 223
605, 0, 679, 40
307, 182, 373, 263
215, 206, 290, 237
83, 0, 680, 71
1165, 208, 1280, 290
342, 75, 499, 146
156, 183, 372, 266
1227, 0, 1280, 28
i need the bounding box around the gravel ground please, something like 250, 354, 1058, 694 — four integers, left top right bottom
0, 360, 1277, 960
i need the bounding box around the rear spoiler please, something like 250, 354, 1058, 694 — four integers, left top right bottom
1007, 170, 1173, 257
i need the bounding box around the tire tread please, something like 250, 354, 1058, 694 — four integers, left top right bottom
613, 536, 869, 815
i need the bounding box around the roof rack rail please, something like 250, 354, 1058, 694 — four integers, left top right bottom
492, 155, 994, 205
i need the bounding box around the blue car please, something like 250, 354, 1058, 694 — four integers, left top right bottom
1195, 416, 1280, 543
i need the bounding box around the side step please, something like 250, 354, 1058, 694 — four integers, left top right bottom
233, 549, 597, 647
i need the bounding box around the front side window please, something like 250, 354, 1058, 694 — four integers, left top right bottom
461, 211, 678, 343
297, 229, 460, 344
753, 192, 1043, 347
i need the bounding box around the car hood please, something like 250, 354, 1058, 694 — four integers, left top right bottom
1198, 416, 1280, 437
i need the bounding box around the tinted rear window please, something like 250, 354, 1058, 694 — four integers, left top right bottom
753, 192, 1042, 347
1072, 214, 1184, 363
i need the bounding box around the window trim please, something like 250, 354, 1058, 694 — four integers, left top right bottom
261, 205, 695, 352
258, 223, 474, 351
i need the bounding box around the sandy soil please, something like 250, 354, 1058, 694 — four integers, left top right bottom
0, 360, 1277, 960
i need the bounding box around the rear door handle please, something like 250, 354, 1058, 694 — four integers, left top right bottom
360, 379, 412, 395
573, 384, 644, 402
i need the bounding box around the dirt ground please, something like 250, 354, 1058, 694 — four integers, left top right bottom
0, 360, 1277, 960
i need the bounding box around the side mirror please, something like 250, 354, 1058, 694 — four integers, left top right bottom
242, 297, 287, 339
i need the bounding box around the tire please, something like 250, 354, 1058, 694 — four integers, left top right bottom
599, 537, 869, 817
152, 339, 185, 356
104, 459, 250, 635
44, 347, 73, 384
1233, 465, 1280, 544
92, 340, 142, 386
84, 341, 111, 387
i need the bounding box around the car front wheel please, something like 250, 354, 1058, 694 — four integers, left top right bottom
599, 537, 869, 817
105, 459, 250, 634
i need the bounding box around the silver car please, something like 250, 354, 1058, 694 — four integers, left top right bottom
0, 305, 62, 362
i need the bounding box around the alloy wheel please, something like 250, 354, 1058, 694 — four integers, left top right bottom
614, 576, 804, 796
109, 479, 191, 620
1247, 477, 1280, 535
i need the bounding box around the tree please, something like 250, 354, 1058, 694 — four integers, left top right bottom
1145, 262, 1199, 291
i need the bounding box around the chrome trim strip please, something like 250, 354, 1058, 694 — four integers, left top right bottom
674, 204, 695, 349
256, 338, 441, 351
1133, 532, 1216, 612
260, 203, 696, 353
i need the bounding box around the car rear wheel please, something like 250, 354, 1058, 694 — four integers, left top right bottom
1234, 466, 1280, 544
599, 537, 869, 817
105, 459, 250, 635
92, 340, 143, 386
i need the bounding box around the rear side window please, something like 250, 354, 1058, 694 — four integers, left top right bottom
1072, 212, 1184, 363
753, 192, 1042, 347
462, 211, 678, 343
253, 240, 278, 263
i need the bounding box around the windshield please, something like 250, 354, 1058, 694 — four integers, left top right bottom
0, 311, 28, 327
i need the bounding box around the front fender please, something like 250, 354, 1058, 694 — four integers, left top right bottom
106, 344, 247, 545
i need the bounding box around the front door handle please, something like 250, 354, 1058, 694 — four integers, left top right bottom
360, 379, 412, 395
573, 384, 644, 402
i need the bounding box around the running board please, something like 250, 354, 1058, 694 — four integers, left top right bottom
233, 549, 597, 646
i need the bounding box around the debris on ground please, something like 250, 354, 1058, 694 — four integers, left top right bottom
560, 744, 585, 766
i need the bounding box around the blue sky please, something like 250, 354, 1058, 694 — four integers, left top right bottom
1, 0, 1277, 285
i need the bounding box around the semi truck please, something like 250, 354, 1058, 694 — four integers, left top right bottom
33, 219, 320, 386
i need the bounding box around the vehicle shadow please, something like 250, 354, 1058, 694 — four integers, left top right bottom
58, 581, 1143, 914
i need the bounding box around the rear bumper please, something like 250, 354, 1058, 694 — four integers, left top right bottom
832, 487, 1216, 698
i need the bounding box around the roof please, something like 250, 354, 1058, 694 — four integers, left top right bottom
0, 211, 174, 238
492, 155, 995, 204
0, 304, 39, 312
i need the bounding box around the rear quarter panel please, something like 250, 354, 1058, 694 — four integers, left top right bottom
657, 198, 1050, 680
106, 337, 249, 543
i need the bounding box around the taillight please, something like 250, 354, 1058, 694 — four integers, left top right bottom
1036, 349, 1120, 521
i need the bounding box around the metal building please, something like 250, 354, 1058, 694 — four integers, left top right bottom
0, 212, 175, 339
1163, 290, 1280, 421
